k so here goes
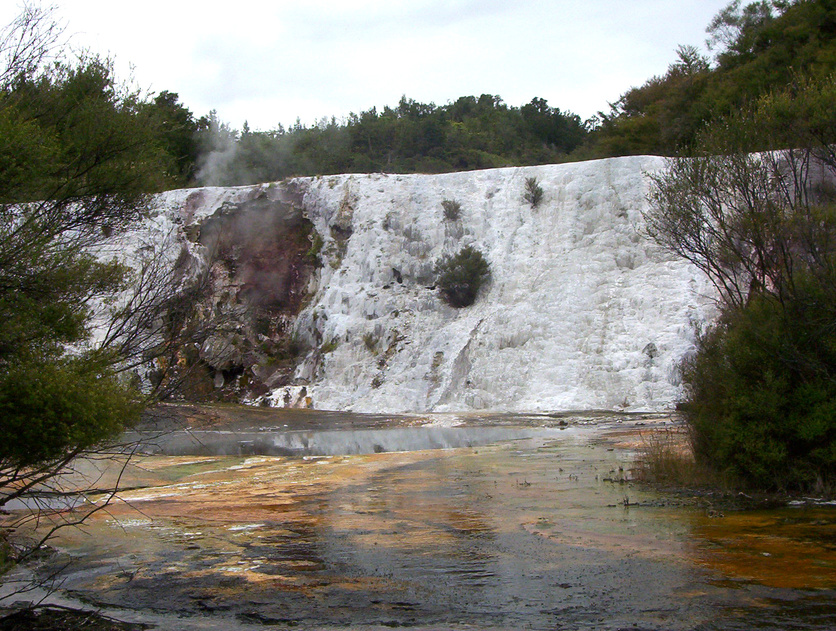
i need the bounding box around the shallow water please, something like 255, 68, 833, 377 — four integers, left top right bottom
4, 409, 835, 630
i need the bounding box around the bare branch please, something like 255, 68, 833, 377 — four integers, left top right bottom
0, 2, 65, 88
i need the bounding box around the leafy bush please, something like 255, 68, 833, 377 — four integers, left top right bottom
683, 287, 836, 491
0, 356, 142, 468
441, 199, 462, 221
523, 176, 544, 208
435, 246, 490, 308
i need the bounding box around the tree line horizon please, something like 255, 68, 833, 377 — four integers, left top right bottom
139, 0, 833, 188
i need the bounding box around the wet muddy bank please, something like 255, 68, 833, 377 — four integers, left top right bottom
3, 409, 835, 630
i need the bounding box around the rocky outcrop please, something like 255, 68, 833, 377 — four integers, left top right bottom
143, 182, 318, 400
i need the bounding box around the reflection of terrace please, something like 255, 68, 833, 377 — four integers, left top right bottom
130, 423, 570, 458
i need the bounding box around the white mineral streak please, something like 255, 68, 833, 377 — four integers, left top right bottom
289, 156, 717, 413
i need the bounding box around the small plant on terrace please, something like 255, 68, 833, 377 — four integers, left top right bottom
320, 337, 339, 354
523, 176, 544, 208
435, 246, 491, 308
441, 199, 462, 221
363, 332, 378, 354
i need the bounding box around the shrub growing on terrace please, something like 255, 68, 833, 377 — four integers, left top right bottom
441, 199, 462, 221
523, 176, 544, 208
435, 246, 490, 308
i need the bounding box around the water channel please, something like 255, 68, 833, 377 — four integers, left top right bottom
3, 406, 835, 630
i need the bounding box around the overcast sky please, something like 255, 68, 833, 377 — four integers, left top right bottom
1, 1, 732, 131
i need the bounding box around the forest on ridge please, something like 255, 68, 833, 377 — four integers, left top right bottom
163, 0, 836, 186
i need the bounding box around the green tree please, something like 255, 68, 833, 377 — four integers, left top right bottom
592, 45, 712, 156
706, 0, 781, 59
144, 90, 201, 186
194, 93, 590, 185
591, 0, 836, 157
645, 76, 836, 490
520, 97, 587, 155
0, 5, 179, 553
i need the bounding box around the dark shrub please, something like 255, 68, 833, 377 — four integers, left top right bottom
441, 199, 462, 221
435, 246, 490, 308
684, 283, 836, 491
523, 176, 544, 207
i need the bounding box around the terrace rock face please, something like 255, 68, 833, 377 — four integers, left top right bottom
137, 156, 716, 412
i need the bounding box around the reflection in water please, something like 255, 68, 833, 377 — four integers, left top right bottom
4, 412, 836, 630
133, 426, 545, 457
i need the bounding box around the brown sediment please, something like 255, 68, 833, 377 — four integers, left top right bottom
690, 509, 836, 590
7, 418, 836, 630
522, 517, 692, 560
